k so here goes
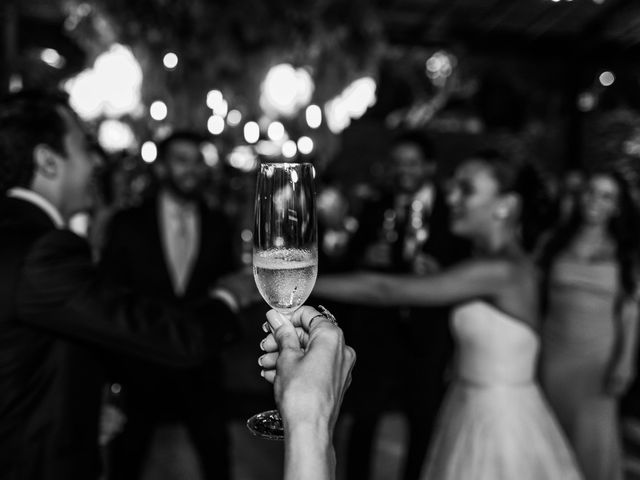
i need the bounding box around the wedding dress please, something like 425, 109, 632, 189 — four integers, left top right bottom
421, 301, 583, 480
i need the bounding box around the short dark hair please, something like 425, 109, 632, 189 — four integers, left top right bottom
390, 129, 436, 162
0, 89, 72, 193
156, 130, 208, 162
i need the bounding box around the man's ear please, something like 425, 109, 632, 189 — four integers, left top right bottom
33, 144, 61, 179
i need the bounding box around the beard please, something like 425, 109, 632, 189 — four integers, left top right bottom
161, 175, 204, 202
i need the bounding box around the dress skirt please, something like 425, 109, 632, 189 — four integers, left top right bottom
421, 380, 583, 480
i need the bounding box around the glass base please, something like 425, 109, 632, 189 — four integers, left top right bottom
246, 409, 285, 440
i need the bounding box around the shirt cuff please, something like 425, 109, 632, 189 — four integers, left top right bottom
210, 287, 240, 313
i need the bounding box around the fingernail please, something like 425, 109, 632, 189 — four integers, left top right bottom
259, 338, 266, 351
268, 311, 284, 329
258, 355, 264, 367
262, 321, 270, 333
260, 369, 265, 378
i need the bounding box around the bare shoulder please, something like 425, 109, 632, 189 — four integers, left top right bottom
456, 257, 526, 284
495, 257, 540, 329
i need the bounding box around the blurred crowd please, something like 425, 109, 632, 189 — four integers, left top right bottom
89, 110, 640, 480
4, 88, 640, 480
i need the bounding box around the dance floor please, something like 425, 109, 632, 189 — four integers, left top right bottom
135, 413, 405, 480
110, 306, 640, 480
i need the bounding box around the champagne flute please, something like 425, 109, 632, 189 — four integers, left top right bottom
247, 162, 318, 440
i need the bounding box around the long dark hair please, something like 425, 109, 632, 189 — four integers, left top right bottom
470, 149, 553, 252
539, 167, 640, 295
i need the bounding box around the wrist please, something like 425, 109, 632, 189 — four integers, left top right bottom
285, 422, 335, 480
286, 418, 332, 444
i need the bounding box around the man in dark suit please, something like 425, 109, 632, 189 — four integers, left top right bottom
101, 132, 239, 480
0, 91, 238, 480
341, 130, 468, 480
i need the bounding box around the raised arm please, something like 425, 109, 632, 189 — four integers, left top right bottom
16, 230, 207, 367
313, 258, 520, 308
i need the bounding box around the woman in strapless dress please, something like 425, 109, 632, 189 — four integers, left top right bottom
314, 149, 582, 479
538, 169, 640, 480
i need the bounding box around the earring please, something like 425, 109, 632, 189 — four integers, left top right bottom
494, 206, 509, 219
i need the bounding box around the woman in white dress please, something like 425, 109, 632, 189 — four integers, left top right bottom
313, 149, 582, 480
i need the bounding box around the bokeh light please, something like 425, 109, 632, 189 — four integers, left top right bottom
40, 48, 65, 68
297, 136, 314, 155
163, 52, 178, 69
66, 43, 143, 120
599, 71, 615, 87
98, 119, 136, 152
207, 114, 225, 135
229, 146, 259, 171
260, 63, 314, 117
201, 143, 220, 167
305, 104, 322, 129
324, 77, 376, 134
282, 140, 297, 158
141, 141, 157, 163
206, 90, 224, 109
149, 100, 168, 121
244, 121, 260, 143
267, 121, 285, 141
227, 109, 242, 126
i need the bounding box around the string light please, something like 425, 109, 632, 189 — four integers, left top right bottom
206, 90, 224, 109
244, 121, 260, 143
141, 141, 157, 163
163, 52, 178, 69
227, 109, 242, 126
297, 136, 314, 155
599, 71, 615, 87
65, 43, 143, 120
149, 100, 168, 121
306, 105, 322, 129
267, 121, 285, 141
260, 63, 314, 117
282, 140, 297, 158
207, 115, 225, 135
40, 48, 65, 69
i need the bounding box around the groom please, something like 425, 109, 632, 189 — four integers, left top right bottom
0, 90, 239, 480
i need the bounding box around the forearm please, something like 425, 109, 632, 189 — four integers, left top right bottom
313, 274, 387, 305
285, 423, 335, 480
17, 230, 207, 366
619, 299, 639, 366
314, 260, 504, 308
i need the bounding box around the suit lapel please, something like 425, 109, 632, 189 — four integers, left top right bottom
184, 204, 208, 297
148, 200, 177, 297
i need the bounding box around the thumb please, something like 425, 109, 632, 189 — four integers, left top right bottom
266, 310, 301, 352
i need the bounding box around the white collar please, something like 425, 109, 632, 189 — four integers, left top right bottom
6, 187, 65, 228
159, 189, 197, 217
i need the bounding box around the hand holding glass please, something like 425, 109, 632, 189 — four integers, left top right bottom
247, 162, 318, 439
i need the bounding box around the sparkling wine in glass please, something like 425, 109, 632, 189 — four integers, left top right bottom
247, 162, 318, 440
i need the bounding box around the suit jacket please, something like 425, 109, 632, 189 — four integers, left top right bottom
0, 197, 209, 480
99, 197, 238, 414
349, 184, 467, 272
334, 184, 469, 406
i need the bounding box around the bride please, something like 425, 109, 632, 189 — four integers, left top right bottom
313, 149, 583, 479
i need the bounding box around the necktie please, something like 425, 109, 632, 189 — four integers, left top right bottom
169, 210, 193, 295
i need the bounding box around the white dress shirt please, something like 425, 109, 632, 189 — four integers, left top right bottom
159, 191, 200, 296
158, 190, 240, 311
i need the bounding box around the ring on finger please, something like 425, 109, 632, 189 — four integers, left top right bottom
309, 305, 338, 328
